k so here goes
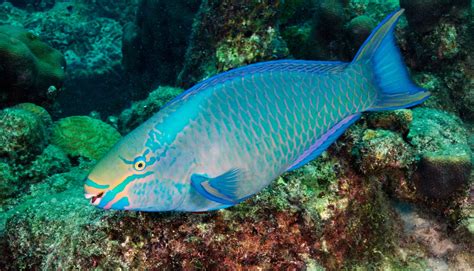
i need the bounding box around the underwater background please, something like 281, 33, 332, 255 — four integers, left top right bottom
0, 0, 472, 269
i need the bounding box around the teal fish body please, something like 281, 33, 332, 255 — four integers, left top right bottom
85, 10, 429, 212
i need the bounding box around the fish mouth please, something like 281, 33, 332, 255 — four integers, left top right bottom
85, 192, 104, 206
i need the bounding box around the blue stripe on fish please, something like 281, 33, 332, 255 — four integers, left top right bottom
111, 197, 130, 209
97, 171, 154, 209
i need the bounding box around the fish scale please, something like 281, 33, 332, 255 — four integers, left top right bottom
175, 67, 365, 204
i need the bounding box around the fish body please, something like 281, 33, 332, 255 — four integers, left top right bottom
85, 10, 430, 212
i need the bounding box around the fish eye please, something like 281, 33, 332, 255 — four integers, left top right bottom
133, 157, 147, 171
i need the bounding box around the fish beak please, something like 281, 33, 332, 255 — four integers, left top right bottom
85, 193, 94, 199
85, 192, 104, 206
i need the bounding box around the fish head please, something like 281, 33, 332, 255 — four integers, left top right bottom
83, 131, 142, 209
84, 124, 188, 211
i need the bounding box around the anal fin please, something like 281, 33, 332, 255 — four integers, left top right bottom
286, 113, 361, 171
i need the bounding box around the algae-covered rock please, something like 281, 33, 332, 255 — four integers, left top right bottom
51, 116, 121, 160
117, 86, 183, 134
413, 73, 458, 114
0, 24, 66, 107
178, 0, 289, 88
17, 144, 71, 184
408, 109, 470, 154
353, 129, 415, 176
4, 154, 400, 270
0, 107, 48, 162
367, 109, 413, 134
0, 162, 19, 202
407, 108, 472, 199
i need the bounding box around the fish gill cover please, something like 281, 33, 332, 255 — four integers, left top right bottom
0, 0, 473, 270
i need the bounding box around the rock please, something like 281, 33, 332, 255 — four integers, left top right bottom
117, 86, 183, 134
0, 24, 66, 107
414, 151, 471, 199
367, 109, 413, 134
0, 162, 19, 203
4, 155, 399, 269
407, 108, 472, 199
51, 116, 121, 160
0, 107, 49, 162
353, 129, 415, 176
17, 144, 71, 184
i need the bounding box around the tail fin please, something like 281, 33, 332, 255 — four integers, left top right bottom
353, 9, 430, 111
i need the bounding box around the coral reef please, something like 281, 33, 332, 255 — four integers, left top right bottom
2, 154, 405, 270
117, 86, 183, 134
345, 15, 376, 49
51, 116, 121, 160
366, 109, 413, 134
352, 129, 415, 176
79, 0, 139, 24
0, 24, 65, 107
407, 108, 472, 199
178, 0, 289, 88
12, 102, 52, 129
0, 103, 72, 205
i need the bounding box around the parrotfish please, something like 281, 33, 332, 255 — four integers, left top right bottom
84, 10, 429, 212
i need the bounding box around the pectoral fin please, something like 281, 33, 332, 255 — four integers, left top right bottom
191, 169, 248, 205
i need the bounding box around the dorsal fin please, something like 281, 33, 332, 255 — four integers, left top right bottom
164, 60, 348, 108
